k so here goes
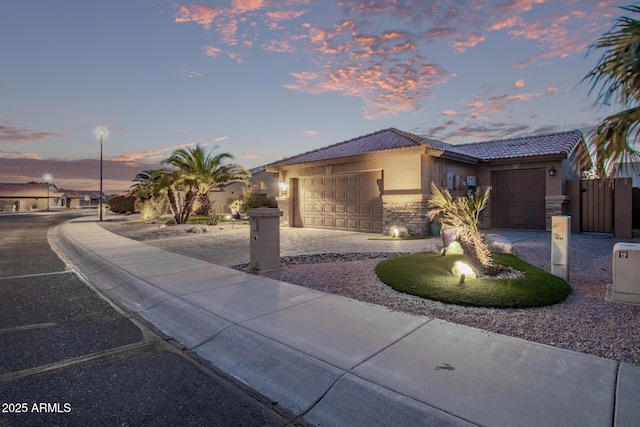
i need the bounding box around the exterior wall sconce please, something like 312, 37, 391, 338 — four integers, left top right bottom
278, 181, 288, 196
549, 166, 556, 177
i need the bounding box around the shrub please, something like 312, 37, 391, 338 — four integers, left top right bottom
135, 196, 168, 220
109, 195, 137, 214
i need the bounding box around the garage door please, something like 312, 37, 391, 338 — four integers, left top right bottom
491, 169, 546, 229
294, 172, 383, 233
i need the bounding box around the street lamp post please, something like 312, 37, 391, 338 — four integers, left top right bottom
43, 174, 52, 211
94, 126, 109, 221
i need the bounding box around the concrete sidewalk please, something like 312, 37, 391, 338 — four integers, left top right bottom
51, 217, 640, 426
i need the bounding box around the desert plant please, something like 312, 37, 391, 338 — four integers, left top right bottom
427, 182, 496, 275
135, 196, 168, 221
160, 145, 251, 224
239, 187, 278, 210
581, 4, 640, 177
108, 195, 137, 214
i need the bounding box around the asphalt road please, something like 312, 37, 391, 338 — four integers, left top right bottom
0, 211, 300, 427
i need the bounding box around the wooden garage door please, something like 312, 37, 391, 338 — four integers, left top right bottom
295, 172, 383, 233
491, 169, 546, 229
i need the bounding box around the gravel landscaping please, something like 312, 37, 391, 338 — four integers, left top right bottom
99, 220, 640, 366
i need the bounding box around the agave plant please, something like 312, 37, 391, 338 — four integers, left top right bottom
427, 182, 497, 275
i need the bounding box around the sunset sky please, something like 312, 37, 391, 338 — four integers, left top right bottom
0, 0, 625, 192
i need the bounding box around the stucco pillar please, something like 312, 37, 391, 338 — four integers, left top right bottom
248, 208, 283, 273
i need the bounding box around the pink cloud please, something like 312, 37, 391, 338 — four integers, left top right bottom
305, 130, 318, 136
442, 110, 457, 116
0, 125, 64, 143
453, 33, 485, 52
266, 10, 306, 21
180, 69, 202, 78
243, 152, 260, 159
203, 45, 222, 57
515, 79, 525, 89
174, 5, 222, 30
232, 0, 265, 13
0, 149, 42, 159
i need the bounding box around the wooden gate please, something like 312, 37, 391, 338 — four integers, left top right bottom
580, 179, 613, 233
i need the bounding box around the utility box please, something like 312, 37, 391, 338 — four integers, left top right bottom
248, 208, 283, 273
606, 243, 640, 305
551, 216, 571, 281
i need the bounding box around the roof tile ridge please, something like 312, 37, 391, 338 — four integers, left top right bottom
459, 129, 583, 147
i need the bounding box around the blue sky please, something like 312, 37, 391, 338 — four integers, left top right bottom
0, 0, 624, 192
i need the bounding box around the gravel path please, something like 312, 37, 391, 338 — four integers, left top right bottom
99, 220, 640, 366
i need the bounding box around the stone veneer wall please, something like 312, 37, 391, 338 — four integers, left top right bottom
276, 197, 290, 227
545, 196, 569, 231
382, 196, 431, 236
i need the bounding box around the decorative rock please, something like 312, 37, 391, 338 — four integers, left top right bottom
187, 227, 207, 233
445, 241, 464, 255
452, 261, 477, 279
485, 234, 517, 255
389, 226, 409, 238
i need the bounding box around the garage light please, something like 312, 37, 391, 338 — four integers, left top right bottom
549, 166, 556, 177
278, 181, 288, 195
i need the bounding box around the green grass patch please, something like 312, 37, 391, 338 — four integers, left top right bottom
375, 252, 571, 308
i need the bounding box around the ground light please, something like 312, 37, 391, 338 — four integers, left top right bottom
453, 261, 476, 284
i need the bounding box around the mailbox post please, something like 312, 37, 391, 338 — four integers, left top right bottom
551, 215, 571, 281
248, 208, 283, 273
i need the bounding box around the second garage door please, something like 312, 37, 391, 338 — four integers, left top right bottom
491, 169, 546, 229
294, 172, 383, 233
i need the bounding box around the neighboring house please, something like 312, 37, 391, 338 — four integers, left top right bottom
208, 166, 279, 215
58, 189, 101, 208
266, 128, 590, 235
0, 183, 64, 211
0, 183, 103, 211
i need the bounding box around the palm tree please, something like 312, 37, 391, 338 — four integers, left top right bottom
582, 4, 640, 176
427, 183, 497, 275
160, 145, 251, 224
128, 168, 171, 220
129, 168, 169, 199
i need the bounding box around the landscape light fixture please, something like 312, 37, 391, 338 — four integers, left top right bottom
94, 126, 109, 221
548, 166, 556, 177
43, 174, 52, 211
278, 181, 288, 196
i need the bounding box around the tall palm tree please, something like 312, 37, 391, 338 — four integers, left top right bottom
129, 168, 169, 199
160, 145, 251, 224
128, 168, 171, 220
582, 4, 640, 176
427, 183, 496, 275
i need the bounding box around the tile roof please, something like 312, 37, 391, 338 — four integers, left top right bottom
0, 183, 62, 198
439, 130, 585, 161
60, 189, 101, 199
269, 128, 440, 167
268, 128, 584, 168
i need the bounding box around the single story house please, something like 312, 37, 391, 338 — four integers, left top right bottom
0, 183, 102, 211
0, 182, 64, 211
58, 189, 102, 209
266, 127, 590, 235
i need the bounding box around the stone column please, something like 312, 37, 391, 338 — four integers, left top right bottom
247, 208, 283, 273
